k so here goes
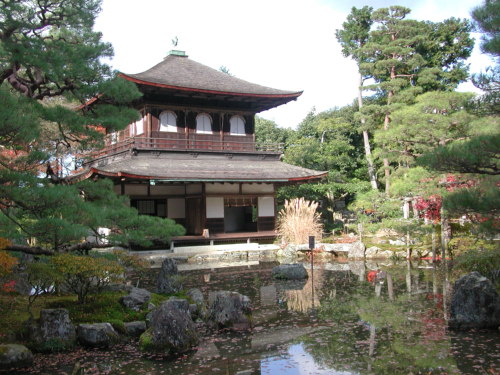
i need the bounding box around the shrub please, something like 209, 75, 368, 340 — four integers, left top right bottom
113, 250, 150, 287
26, 261, 63, 319
0, 250, 17, 278
277, 198, 323, 245
455, 248, 500, 285
0, 247, 18, 293
50, 253, 124, 304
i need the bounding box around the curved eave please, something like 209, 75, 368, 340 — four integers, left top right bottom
119, 73, 303, 100
77, 168, 327, 185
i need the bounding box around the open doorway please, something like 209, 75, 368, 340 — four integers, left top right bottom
224, 198, 257, 233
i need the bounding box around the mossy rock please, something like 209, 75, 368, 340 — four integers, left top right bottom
107, 319, 127, 335
138, 330, 155, 352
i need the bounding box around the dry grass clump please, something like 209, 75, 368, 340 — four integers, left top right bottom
278, 198, 323, 245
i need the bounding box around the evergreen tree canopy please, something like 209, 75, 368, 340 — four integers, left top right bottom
414, 0, 500, 235
357, 6, 473, 193
336, 6, 378, 189
280, 106, 371, 228
470, 0, 500, 116
0, 0, 185, 254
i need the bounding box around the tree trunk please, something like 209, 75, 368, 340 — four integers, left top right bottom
387, 273, 394, 301
432, 222, 436, 262
440, 205, 451, 262
358, 72, 378, 190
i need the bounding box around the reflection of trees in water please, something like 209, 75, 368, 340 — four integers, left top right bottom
303, 264, 460, 374
279, 269, 325, 313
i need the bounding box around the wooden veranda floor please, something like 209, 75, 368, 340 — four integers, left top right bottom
170, 231, 277, 248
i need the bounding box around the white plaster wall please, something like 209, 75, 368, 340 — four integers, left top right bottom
242, 183, 274, 194
186, 184, 202, 194
124, 184, 148, 195
258, 196, 275, 217
206, 197, 224, 218
150, 185, 185, 196
168, 198, 185, 218
112, 185, 121, 195
136, 116, 145, 135
205, 183, 239, 194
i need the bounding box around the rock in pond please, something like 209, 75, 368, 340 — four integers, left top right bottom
28, 309, 76, 352
0, 344, 33, 370
156, 258, 183, 294
120, 287, 151, 311
139, 298, 199, 353
208, 291, 252, 330
187, 288, 208, 321
76, 323, 120, 348
272, 263, 308, 280
276, 244, 298, 259
449, 272, 500, 330
348, 241, 366, 259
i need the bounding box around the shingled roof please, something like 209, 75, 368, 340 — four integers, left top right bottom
120, 51, 302, 101
73, 155, 326, 185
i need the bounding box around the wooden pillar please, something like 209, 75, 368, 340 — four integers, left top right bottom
220, 113, 224, 143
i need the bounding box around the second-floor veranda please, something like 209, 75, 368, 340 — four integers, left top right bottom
93, 128, 284, 158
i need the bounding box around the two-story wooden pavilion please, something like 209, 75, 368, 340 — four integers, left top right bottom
72, 50, 326, 245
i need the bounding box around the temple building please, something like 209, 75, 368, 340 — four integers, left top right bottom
72, 50, 326, 244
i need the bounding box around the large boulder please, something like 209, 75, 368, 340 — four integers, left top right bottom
187, 288, 208, 321
156, 258, 183, 294
0, 344, 33, 370
76, 323, 120, 348
28, 309, 76, 352
449, 272, 500, 330
120, 287, 151, 311
322, 243, 352, 254
139, 298, 199, 353
348, 241, 365, 259
272, 263, 308, 280
208, 291, 252, 330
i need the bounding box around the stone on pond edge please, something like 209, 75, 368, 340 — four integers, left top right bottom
27, 308, 76, 353
0, 344, 33, 370
208, 291, 252, 330
76, 323, 121, 348
139, 298, 199, 353
272, 263, 308, 280
449, 272, 500, 330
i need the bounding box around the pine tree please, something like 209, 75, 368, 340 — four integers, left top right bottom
359, 6, 473, 194
0, 0, 185, 254
336, 6, 378, 190
415, 0, 500, 235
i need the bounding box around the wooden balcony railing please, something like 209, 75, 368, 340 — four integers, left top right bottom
92, 130, 283, 158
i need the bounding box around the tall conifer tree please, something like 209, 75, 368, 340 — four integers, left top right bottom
336, 6, 378, 190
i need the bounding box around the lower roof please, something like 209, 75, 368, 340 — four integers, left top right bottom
72, 156, 327, 185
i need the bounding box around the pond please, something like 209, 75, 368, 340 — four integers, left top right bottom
7, 258, 500, 374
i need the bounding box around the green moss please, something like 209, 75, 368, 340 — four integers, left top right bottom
150, 292, 169, 307
138, 330, 154, 352
272, 273, 288, 280
46, 292, 151, 324
107, 319, 127, 335
35, 337, 74, 353
0, 346, 8, 355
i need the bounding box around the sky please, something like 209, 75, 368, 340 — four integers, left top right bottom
95, 0, 492, 129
